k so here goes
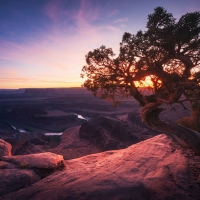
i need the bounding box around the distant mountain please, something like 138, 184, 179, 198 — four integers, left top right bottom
0, 89, 24, 95
24, 87, 90, 96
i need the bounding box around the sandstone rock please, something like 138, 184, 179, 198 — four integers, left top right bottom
0, 161, 17, 169
3, 152, 64, 169
79, 115, 159, 151
13, 132, 48, 145
50, 126, 99, 160
2, 134, 200, 200
11, 139, 43, 155
0, 139, 12, 157
51, 114, 160, 161
0, 169, 41, 196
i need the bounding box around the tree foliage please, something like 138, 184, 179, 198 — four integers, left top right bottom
81, 7, 200, 109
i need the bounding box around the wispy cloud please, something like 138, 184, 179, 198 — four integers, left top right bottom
114, 17, 128, 24
0, 77, 34, 82
109, 9, 119, 17
0, 0, 127, 89
44, 0, 60, 21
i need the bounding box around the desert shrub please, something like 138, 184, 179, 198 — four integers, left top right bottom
191, 102, 200, 113
178, 116, 194, 129
20, 161, 29, 168
178, 114, 200, 132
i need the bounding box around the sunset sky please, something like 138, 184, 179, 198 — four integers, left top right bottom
0, 0, 199, 89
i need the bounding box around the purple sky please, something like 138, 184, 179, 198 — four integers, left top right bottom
0, 0, 199, 89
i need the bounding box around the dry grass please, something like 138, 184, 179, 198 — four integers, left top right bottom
178, 113, 200, 132
20, 161, 29, 168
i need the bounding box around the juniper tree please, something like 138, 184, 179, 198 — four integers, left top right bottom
81, 7, 200, 154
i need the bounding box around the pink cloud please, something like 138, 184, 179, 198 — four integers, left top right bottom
0, 66, 20, 76
0, 1, 128, 89
44, 0, 62, 22
75, 0, 100, 37
0, 77, 37, 82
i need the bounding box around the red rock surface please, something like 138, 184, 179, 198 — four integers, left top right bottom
0, 139, 12, 157
0, 161, 16, 169
0, 169, 41, 196
2, 152, 64, 169
50, 126, 99, 160
2, 134, 200, 200
50, 115, 160, 161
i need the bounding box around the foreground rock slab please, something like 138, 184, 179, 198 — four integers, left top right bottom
2, 134, 200, 200
2, 152, 64, 169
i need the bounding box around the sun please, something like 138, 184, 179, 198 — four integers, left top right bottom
134, 75, 162, 89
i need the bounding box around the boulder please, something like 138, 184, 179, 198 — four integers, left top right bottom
0, 169, 41, 196
0, 139, 12, 157
0, 161, 17, 169
2, 134, 200, 200
2, 152, 64, 169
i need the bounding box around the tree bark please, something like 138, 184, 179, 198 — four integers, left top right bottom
140, 102, 200, 155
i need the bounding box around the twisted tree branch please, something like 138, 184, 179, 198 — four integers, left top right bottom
140, 102, 200, 155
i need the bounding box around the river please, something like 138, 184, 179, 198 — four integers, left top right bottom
11, 113, 88, 135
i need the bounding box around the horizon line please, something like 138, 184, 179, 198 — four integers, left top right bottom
0, 86, 85, 90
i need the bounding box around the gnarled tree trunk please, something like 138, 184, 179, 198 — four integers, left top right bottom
140, 102, 200, 155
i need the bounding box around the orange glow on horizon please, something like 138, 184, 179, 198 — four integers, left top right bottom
0, 80, 83, 89
134, 75, 162, 88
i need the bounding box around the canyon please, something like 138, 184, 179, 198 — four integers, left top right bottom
0, 88, 199, 199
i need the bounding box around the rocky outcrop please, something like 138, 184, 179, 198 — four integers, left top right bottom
0, 140, 65, 197
13, 132, 48, 145
0, 169, 41, 196
0, 139, 12, 157
2, 152, 64, 169
51, 115, 160, 160
0, 161, 16, 169
2, 134, 200, 200
79, 115, 159, 151
50, 126, 99, 160
11, 140, 44, 155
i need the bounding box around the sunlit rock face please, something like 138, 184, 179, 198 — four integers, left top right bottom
50, 115, 159, 161
0, 139, 12, 157
2, 134, 199, 200
0, 149, 65, 196
2, 152, 64, 169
